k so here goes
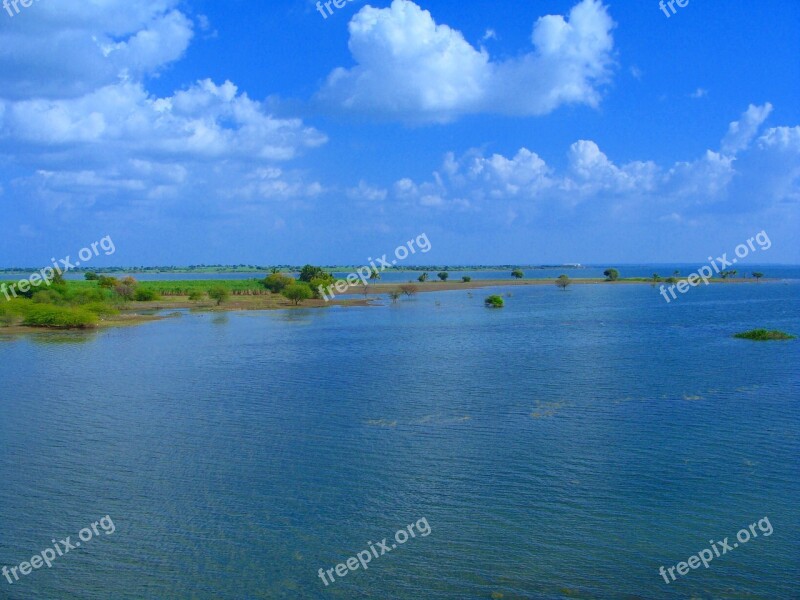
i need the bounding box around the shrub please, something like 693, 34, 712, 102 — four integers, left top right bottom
134, 288, 159, 302
511, 269, 524, 279
188, 290, 205, 302
437, 272, 449, 281
485, 295, 504, 308
604, 268, 619, 281
263, 273, 294, 293
462, 276, 472, 282
400, 284, 418, 297
734, 329, 796, 341
556, 274, 572, 290
282, 282, 313, 305
208, 286, 230, 306
22, 304, 98, 329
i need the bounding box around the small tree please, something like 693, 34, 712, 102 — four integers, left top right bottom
418, 273, 429, 283
369, 268, 381, 283
604, 268, 619, 281
84, 272, 99, 281
752, 271, 764, 282
299, 265, 327, 283
263, 273, 294, 293
556, 274, 571, 291
651, 273, 661, 283
437, 272, 449, 282
282, 283, 313, 305
400, 284, 418, 297
208, 286, 230, 306
462, 276, 472, 282
188, 290, 205, 302
485, 295, 504, 308
388, 290, 401, 303
511, 269, 524, 279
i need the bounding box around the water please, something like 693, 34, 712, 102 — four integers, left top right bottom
0, 282, 798, 598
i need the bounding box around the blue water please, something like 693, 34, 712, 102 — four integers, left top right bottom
1, 282, 798, 598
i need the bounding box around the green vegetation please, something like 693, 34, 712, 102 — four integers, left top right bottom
485, 295, 504, 308
604, 268, 619, 281
556, 274, 572, 291
418, 273, 429, 283
511, 269, 524, 279
734, 329, 796, 341
208, 286, 230, 306
437, 271, 449, 282
282, 282, 313, 305
388, 290, 401, 303
22, 304, 98, 329
400, 284, 418, 297
462, 276, 472, 282
752, 272, 764, 282
263, 273, 294, 293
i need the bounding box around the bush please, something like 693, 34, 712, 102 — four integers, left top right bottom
734, 329, 796, 341
511, 269, 524, 279
208, 286, 230, 306
437, 272, 449, 281
134, 288, 159, 302
462, 276, 472, 282
263, 273, 294, 293
188, 290, 205, 302
400, 284, 418, 297
604, 268, 619, 281
485, 295, 504, 308
282, 282, 313, 305
22, 304, 98, 329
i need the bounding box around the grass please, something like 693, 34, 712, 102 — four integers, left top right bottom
734, 329, 796, 341
21, 304, 98, 329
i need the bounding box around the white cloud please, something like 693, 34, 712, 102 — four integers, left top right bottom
318, 0, 615, 123
689, 88, 708, 99
0, 1, 194, 100
721, 103, 773, 155
347, 180, 388, 202
392, 104, 799, 219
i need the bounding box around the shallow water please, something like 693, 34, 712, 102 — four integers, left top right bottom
1, 282, 798, 598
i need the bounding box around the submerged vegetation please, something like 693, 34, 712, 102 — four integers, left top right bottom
733, 329, 796, 341
485, 295, 504, 308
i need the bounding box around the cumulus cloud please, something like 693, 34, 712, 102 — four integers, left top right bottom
0, 0, 194, 100
391, 104, 798, 219
0, 2, 329, 216
721, 103, 773, 156
318, 0, 615, 122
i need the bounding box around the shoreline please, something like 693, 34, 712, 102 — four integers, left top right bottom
0, 277, 783, 338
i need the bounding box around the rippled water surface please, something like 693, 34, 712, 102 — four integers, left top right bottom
1, 282, 798, 599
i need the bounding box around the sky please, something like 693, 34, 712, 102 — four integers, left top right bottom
0, 0, 798, 267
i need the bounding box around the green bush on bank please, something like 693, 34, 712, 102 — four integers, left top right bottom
21, 304, 98, 329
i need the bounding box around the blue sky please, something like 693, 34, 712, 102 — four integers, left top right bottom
0, 0, 798, 267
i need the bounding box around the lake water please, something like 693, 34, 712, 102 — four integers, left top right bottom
1, 282, 798, 598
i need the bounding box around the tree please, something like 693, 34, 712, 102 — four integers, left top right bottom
418, 272, 429, 283
511, 269, 524, 279
485, 295, 504, 308
604, 268, 619, 281
188, 290, 205, 302
369, 268, 381, 282
282, 283, 313, 305
208, 286, 230, 306
263, 273, 294, 293
84, 272, 99, 281
388, 290, 401, 303
752, 271, 764, 282
673, 270, 680, 278
437, 271, 449, 282
299, 265, 328, 283
400, 284, 418, 297
462, 276, 472, 282
556, 274, 572, 291
651, 273, 661, 283
114, 277, 138, 301
98, 275, 119, 289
